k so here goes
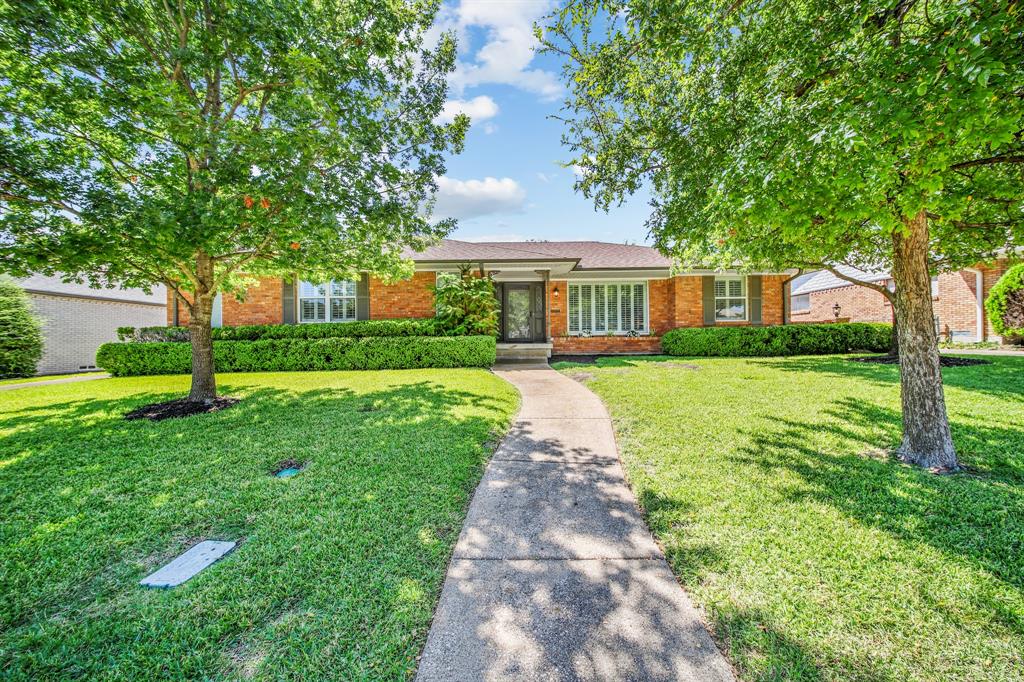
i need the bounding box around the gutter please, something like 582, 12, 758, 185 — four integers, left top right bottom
963, 267, 985, 341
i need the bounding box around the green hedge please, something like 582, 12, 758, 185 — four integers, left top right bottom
661, 323, 893, 357
96, 336, 496, 376
118, 318, 440, 343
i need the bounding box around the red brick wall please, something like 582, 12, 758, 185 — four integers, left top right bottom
792, 280, 894, 324
222, 277, 283, 326
369, 271, 435, 319
761, 275, 786, 325
671, 276, 704, 327
936, 258, 1017, 341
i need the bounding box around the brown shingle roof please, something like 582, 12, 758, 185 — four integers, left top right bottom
403, 239, 672, 270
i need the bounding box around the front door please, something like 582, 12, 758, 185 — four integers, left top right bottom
502, 283, 545, 342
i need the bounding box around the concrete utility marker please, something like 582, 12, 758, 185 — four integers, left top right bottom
140, 540, 236, 588
416, 364, 734, 681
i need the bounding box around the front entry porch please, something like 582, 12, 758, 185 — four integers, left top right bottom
494, 281, 550, 362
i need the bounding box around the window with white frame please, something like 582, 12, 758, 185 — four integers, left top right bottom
299, 280, 357, 323
568, 282, 647, 334
714, 276, 747, 321
791, 293, 810, 312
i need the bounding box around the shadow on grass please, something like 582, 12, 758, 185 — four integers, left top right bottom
748, 355, 1024, 401
0, 375, 512, 679
728, 398, 1024, 621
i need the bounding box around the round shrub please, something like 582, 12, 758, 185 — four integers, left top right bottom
985, 263, 1024, 340
0, 278, 44, 378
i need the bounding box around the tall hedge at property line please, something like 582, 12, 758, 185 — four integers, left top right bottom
96, 336, 496, 376
984, 263, 1024, 339
0, 278, 44, 378
118, 318, 441, 343
661, 323, 893, 357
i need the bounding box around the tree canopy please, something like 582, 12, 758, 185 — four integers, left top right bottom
0, 0, 466, 401
543, 0, 1023, 272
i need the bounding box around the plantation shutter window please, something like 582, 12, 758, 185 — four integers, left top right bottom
568, 285, 581, 333
300, 280, 358, 323
714, 276, 747, 321
566, 282, 648, 335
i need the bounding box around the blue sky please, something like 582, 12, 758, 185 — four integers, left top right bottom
427, 0, 654, 244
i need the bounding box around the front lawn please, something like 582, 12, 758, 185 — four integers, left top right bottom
0, 370, 517, 680
556, 355, 1024, 682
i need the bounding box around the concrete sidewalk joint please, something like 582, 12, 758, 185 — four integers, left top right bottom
416, 364, 734, 681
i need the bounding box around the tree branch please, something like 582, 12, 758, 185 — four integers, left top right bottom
950, 154, 1024, 170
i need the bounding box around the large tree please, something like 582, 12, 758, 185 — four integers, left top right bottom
543, 0, 1024, 470
0, 0, 466, 403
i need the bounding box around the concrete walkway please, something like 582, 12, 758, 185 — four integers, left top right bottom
0, 373, 109, 392
416, 364, 734, 682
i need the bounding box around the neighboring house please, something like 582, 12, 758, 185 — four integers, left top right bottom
790, 256, 1020, 342
167, 239, 794, 356
17, 274, 166, 374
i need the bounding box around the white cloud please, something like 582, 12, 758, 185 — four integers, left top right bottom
481, 122, 498, 134
434, 95, 500, 124
432, 0, 562, 101
432, 175, 527, 221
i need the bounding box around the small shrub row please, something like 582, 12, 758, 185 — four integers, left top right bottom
96, 336, 496, 376
661, 323, 893, 357
117, 318, 440, 343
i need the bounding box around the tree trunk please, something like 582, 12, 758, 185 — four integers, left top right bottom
187, 292, 217, 403
889, 306, 900, 356
890, 210, 957, 470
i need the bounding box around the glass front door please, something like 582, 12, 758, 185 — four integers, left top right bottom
504, 285, 533, 341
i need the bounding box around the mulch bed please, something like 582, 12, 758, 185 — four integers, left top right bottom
125, 396, 240, 421
850, 355, 990, 367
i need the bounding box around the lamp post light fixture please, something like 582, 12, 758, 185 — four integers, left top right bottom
833, 302, 842, 320
553, 286, 559, 299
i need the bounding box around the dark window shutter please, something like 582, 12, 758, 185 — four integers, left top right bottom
356, 273, 370, 320
282, 277, 296, 324
702, 276, 716, 326
749, 275, 763, 324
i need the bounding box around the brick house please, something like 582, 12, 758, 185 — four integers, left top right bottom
18, 274, 166, 374
790, 256, 1020, 342
167, 240, 794, 356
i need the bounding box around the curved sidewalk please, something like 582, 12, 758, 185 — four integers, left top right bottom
416, 364, 734, 681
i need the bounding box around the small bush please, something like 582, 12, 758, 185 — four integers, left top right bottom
985, 263, 1024, 340
96, 336, 496, 376
431, 271, 500, 336
118, 318, 440, 343
661, 323, 892, 357
0, 278, 44, 378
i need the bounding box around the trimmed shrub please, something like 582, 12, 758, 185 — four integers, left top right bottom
96, 336, 496, 376
661, 323, 892, 357
0, 278, 44, 378
985, 263, 1024, 340
118, 318, 440, 343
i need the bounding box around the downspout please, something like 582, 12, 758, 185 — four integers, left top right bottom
781, 269, 803, 325
964, 267, 984, 341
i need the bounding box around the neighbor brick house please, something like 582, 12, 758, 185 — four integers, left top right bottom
790, 256, 1020, 342
167, 240, 795, 356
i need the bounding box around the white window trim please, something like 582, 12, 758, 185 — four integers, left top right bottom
791, 293, 811, 313
567, 281, 650, 336
714, 275, 748, 322
298, 279, 358, 323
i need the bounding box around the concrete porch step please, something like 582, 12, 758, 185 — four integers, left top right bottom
496, 343, 552, 362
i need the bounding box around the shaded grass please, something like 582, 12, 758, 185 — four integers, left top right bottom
559, 355, 1024, 682
0, 370, 518, 680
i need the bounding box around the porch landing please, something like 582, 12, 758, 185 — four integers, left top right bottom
496, 342, 552, 363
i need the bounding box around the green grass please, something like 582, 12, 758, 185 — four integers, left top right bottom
557, 355, 1024, 682
0, 372, 104, 386
0, 370, 517, 680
